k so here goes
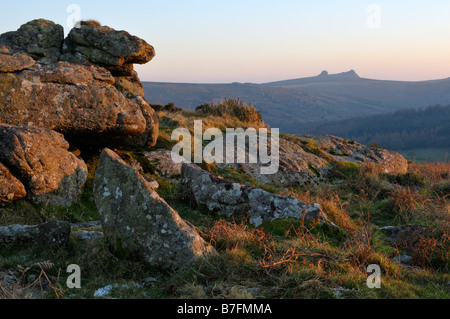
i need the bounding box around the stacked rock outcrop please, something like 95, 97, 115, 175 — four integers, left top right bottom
0, 19, 158, 148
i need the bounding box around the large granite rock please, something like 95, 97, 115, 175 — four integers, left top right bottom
0, 20, 159, 147
180, 163, 331, 228
0, 221, 71, 248
211, 134, 408, 187
212, 134, 330, 186
63, 25, 155, 64
0, 125, 87, 206
298, 134, 408, 175
94, 148, 215, 269
61, 25, 155, 76
0, 19, 64, 63
0, 59, 158, 147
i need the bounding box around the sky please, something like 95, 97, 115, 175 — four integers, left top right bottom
1, 0, 450, 83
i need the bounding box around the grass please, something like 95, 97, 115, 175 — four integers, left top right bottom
155, 98, 269, 153
1, 103, 449, 300
2, 157, 448, 299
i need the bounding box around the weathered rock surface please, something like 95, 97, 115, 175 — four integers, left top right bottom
143, 149, 186, 178
0, 53, 35, 72
0, 20, 159, 147
94, 148, 215, 269
298, 134, 408, 175
212, 134, 408, 187
180, 163, 331, 227
0, 60, 158, 147
0, 125, 87, 206
212, 134, 330, 186
0, 163, 27, 203
0, 19, 64, 63
73, 230, 104, 241
61, 25, 155, 72
0, 221, 71, 248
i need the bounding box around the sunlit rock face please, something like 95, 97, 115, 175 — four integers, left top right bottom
0, 19, 158, 147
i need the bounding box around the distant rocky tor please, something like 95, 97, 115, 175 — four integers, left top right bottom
0, 19, 158, 147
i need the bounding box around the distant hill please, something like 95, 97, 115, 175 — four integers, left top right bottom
300, 104, 450, 151
143, 70, 450, 132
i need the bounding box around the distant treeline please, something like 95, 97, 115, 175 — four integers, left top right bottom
300, 105, 450, 150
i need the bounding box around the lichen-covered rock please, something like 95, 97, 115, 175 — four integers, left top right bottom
0, 125, 87, 206
0, 19, 64, 63
61, 25, 155, 74
0, 20, 159, 148
113, 71, 145, 96
180, 163, 331, 227
298, 134, 408, 175
143, 149, 186, 178
94, 148, 215, 269
0, 221, 71, 248
213, 134, 408, 187
0, 163, 27, 202
0, 53, 35, 73
213, 134, 330, 186
0, 62, 157, 147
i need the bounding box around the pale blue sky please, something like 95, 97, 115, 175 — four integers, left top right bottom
1, 1, 450, 83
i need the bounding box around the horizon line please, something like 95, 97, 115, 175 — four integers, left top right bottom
140, 70, 450, 85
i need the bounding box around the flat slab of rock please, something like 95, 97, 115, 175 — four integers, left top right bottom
180, 163, 330, 227
62, 25, 155, 68
212, 134, 330, 186
73, 230, 104, 241
94, 148, 215, 269
0, 53, 35, 72
0, 221, 71, 248
0, 125, 87, 206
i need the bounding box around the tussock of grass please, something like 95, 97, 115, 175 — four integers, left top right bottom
79, 20, 101, 27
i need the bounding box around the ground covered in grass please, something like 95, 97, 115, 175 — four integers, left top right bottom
1, 105, 449, 300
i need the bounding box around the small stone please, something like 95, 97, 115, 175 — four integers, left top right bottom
0, 221, 71, 248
